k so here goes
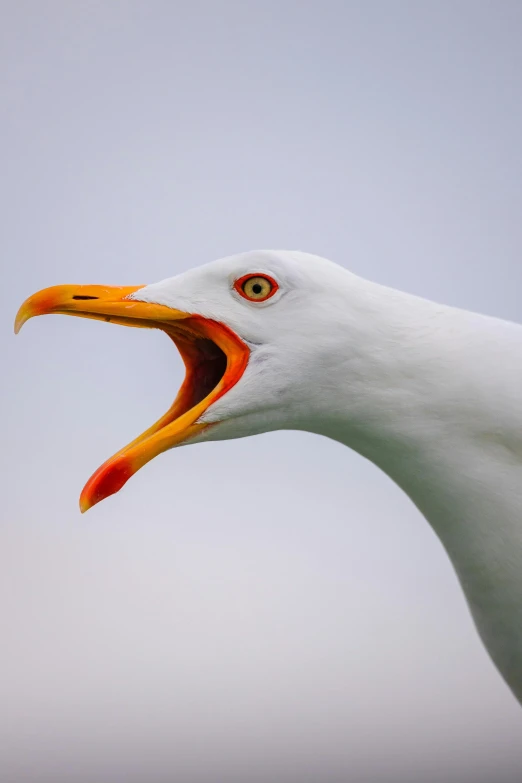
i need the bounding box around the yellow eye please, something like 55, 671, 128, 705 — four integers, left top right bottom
235, 274, 278, 302
243, 276, 272, 299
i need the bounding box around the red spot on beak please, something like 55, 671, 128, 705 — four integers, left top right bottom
79, 456, 135, 513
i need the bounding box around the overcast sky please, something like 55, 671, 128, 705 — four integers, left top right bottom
2, 2, 522, 782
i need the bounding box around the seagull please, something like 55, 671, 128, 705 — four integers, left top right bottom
15, 250, 522, 704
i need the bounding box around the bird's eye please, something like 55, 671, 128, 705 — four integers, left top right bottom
234, 274, 278, 302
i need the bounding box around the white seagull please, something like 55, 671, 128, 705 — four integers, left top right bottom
15, 250, 522, 704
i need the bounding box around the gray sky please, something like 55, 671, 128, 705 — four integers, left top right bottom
2, 2, 522, 782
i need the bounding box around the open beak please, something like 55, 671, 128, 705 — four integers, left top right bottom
15, 284, 249, 512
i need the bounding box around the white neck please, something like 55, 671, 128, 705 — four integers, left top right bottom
311, 277, 522, 703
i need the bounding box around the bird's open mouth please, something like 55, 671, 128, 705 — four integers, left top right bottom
15, 284, 250, 511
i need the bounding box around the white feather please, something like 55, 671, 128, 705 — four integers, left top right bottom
133, 250, 522, 703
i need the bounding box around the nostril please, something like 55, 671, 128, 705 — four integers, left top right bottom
72, 295, 99, 300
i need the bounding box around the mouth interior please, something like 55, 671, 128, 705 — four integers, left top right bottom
144, 312, 248, 442
168, 327, 228, 416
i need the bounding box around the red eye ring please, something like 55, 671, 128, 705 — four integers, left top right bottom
234, 274, 279, 302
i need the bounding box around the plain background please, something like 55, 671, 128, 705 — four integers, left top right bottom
2, 2, 522, 782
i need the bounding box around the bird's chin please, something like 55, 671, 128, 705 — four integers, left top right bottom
15, 284, 250, 511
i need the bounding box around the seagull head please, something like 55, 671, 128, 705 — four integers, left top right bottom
15, 250, 362, 511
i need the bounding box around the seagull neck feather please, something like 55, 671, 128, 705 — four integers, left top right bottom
312, 274, 522, 504
311, 274, 522, 701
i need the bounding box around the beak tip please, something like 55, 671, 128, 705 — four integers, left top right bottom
15, 294, 43, 333
80, 457, 134, 513
14, 310, 28, 334
79, 496, 92, 514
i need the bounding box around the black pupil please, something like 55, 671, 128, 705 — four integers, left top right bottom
252, 283, 263, 295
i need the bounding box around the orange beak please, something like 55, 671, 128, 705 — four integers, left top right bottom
15, 284, 249, 512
